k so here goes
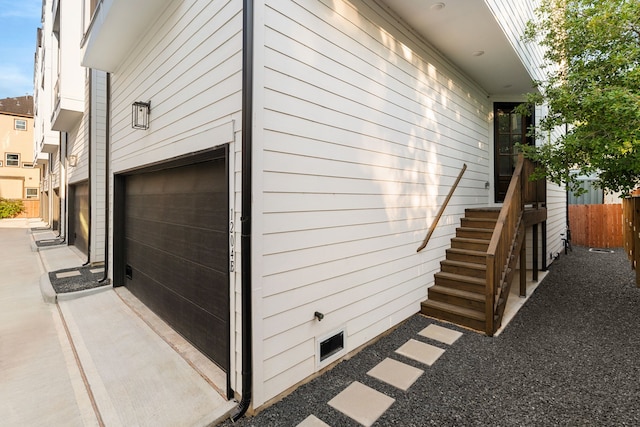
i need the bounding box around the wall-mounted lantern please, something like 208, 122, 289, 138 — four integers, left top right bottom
132, 101, 151, 130
68, 154, 77, 167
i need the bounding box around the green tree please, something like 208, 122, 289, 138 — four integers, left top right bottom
521, 0, 640, 195
0, 198, 24, 219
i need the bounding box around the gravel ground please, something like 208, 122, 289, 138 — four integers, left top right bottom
49, 265, 108, 293
223, 246, 640, 426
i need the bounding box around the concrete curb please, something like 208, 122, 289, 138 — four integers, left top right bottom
39, 273, 57, 304
39, 271, 112, 304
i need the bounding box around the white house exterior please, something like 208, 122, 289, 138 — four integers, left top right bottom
34, 0, 107, 263
68, 0, 565, 415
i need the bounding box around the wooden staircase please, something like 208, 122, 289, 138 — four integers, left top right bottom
421, 208, 500, 332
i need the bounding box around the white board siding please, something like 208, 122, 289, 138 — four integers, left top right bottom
256, 0, 493, 406
486, 0, 545, 83
106, 0, 243, 392
546, 182, 567, 259
109, 0, 242, 174
91, 70, 108, 263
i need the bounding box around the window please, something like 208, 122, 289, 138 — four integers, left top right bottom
6, 153, 20, 167
14, 119, 27, 131
0, 160, 3, 167
26, 188, 39, 199
22, 163, 34, 168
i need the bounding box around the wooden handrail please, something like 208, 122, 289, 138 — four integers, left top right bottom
485, 154, 534, 336
417, 163, 467, 252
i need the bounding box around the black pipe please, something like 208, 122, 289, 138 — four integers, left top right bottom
99, 72, 111, 284
231, 0, 253, 421
59, 132, 67, 243
83, 71, 93, 266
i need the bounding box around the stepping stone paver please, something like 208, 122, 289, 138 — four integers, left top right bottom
297, 414, 331, 427
56, 270, 82, 279
367, 357, 424, 391
418, 324, 463, 345
328, 381, 394, 427
395, 338, 445, 366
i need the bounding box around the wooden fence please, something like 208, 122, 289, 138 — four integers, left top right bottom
568, 204, 623, 248
14, 199, 40, 219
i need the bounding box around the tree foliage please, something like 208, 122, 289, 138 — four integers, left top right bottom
0, 198, 24, 219
521, 0, 640, 195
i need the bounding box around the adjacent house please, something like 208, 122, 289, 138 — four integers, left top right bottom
34, 0, 107, 263
37, 0, 566, 415
0, 96, 41, 217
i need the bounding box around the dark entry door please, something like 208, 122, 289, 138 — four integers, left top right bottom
123, 155, 229, 371
494, 103, 533, 202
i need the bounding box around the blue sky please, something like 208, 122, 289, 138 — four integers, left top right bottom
0, 1, 42, 99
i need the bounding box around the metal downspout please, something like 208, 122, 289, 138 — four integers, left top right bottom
231, 0, 253, 421
99, 73, 110, 284
83, 71, 93, 266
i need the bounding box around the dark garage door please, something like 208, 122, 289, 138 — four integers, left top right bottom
123, 155, 229, 372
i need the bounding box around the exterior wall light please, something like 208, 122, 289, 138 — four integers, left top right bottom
68, 154, 77, 167
132, 101, 151, 130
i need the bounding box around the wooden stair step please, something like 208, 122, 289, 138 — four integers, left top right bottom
460, 217, 498, 229
446, 248, 487, 265
427, 285, 485, 311
434, 271, 485, 293
440, 259, 486, 279
464, 208, 501, 219
421, 299, 486, 332
451, 237, 490, 252
456, 227, 493, 240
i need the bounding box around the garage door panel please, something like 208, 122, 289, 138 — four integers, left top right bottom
124, 155, 229, 371
127, 160, 226, 194
125, 270, 229, 368
125, 216, 228, 272
125, 192, 228, 230
126, 239, 228, 320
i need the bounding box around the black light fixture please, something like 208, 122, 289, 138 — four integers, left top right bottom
132, 101, 151, 130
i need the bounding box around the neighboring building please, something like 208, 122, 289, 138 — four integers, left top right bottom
0, 96, 41, 216
34, 0, 566, 415
34, 0, 106, 262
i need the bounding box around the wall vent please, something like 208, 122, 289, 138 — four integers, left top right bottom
320, 331, 344, 361
316, 327, 346, 368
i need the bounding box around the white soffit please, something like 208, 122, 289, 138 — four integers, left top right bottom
378, 0, 535, 96
81, 0, 172, 72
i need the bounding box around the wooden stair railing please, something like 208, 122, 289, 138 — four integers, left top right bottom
421, 155, 545, 335
485, 154, 527, 336
417, 164, 467, 252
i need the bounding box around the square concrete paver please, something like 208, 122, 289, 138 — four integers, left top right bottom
297, 414, 331, 427
328, 381, 394, 427
367, 357, 424, 391
395, 339, 445, 366
56, 270, 81, 279
418, 324, 463, 345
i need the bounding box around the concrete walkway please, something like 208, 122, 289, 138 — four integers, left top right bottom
0, 219, 235, 426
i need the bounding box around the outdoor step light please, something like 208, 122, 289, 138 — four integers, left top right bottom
132, 101, 151, 130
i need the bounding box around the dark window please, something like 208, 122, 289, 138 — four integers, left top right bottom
6, 153, 20, 167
